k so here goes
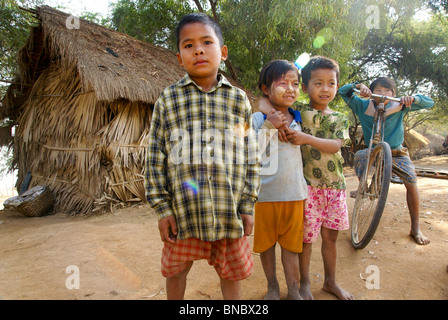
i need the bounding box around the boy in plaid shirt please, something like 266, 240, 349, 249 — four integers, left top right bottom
145, 13, 260, 300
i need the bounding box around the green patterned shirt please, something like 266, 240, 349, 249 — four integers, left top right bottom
295, 104, 351, 189
145, 74, 260, 241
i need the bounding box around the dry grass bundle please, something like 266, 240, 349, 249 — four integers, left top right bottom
98, 100, 152, 169
108, 167, 146, 202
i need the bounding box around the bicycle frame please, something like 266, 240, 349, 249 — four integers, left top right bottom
353, 88, 401, 166
351, 89, 395, 248
354, 90, 390, 187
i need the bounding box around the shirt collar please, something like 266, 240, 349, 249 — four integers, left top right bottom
290, 108, 302, 123
177, 73, 233, 92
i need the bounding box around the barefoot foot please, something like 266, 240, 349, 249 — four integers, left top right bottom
410, 230, 430, 245
322, 281, 354, 300
264, 283, 280, 300
286, 290, 303, 300
299, 281, 314, 300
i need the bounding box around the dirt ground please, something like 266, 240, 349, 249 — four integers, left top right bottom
0, 155, 447, 300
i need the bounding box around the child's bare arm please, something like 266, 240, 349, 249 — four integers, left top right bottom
285, 127, 343, 154
284, 128, 309, 146
308, 136, 343, 154
258, 97, 274, 114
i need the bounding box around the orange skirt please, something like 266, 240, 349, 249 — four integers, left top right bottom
253, 201, 304, 253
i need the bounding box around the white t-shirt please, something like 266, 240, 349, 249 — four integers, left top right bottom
252, 111, 308, 202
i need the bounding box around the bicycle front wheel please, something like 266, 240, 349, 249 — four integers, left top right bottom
351, 142, 392, 249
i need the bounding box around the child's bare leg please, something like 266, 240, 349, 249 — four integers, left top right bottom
166, 261, 193, 300
298, 242, 313, 300
281, 247, 302, 300
405, 183, 430, 245
260, 245, 280, 300
321, 227, 354, 300
220, 278, 241, 300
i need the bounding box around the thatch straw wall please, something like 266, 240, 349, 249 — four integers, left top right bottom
14, 60, 153, 214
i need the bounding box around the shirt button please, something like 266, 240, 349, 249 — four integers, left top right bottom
207, 118, 211, 122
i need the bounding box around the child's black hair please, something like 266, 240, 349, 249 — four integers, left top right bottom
301, 56, 339, 86
175, 13, 224, 51
369, 77, 397, 96
258, 59, 300, 97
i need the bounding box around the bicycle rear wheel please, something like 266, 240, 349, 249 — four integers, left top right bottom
351, 142, 392, 249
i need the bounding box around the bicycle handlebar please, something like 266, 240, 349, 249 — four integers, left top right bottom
353, 88, 401, 103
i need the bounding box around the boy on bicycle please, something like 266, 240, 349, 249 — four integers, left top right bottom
339, 78, 434, 245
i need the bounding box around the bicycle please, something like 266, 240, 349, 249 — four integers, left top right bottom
350, 89, 402, 249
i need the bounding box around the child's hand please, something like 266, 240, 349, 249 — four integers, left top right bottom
158, 215, 178, 244
277, 124, 289, 142
400, 96, 415, 108
240, 214, 254, 236
266, 109, 287, 129
285, 127, 308, 145
356, 83, 372, 98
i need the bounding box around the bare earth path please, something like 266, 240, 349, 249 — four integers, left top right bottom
0, 156, 447, 300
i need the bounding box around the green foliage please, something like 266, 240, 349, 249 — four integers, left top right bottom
111, 0, 194, 48
0, 0, 40, 96
0, 146, 14, 178
217, 0, 368, 91
79, 11, 112, 27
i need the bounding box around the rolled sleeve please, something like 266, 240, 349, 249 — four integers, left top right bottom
238, 195, 257, 216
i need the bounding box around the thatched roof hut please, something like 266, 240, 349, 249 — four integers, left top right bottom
1, 6, 257, 215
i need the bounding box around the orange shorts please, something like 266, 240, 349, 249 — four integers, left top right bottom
253, 201, 304, 253
161, 237, 253, 281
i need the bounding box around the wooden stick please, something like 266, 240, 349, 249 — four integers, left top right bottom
18, 6, 37, 15
0, 79, 34, 86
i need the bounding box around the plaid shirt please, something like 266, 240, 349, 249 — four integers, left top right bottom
145, 74, 260, 241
